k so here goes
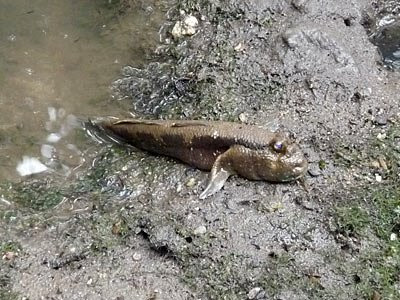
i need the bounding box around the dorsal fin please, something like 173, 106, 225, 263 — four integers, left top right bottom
169, 121, 208, 127
112, 119, 209, 128
113, 119, 162, 126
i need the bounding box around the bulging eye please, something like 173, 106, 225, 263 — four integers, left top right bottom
272, 141, 286, 153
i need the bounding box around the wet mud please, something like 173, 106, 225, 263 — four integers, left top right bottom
1, 0, 400, 299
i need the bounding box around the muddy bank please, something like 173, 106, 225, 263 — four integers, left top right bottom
1, 0, 400, 299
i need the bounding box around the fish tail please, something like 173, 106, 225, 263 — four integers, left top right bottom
84, 117, 128, 145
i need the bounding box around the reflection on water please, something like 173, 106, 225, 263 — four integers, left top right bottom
372, 20, 400, 71
16, 106, 82, 177
0, 0, 168, 181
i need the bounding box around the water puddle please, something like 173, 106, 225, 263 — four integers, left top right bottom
0, 0, 169, 181
372, 20, 400, 71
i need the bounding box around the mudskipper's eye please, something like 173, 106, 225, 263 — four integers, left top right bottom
274, 142, 283, 151
272, 141, 286, 153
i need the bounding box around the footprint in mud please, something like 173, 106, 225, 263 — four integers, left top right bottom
16, 107, 83, 177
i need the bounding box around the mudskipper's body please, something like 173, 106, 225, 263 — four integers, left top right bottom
95, 118, 308, 199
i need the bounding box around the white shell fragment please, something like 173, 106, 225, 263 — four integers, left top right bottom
375, 174, 382, 182
171, 15, 199, 38
16, 156, 48, 176
193, 225, 207, 235
184, 15, 198, 28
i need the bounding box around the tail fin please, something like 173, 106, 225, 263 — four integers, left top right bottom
84, 117, 129, 145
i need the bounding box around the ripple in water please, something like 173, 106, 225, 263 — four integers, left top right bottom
16, 106, 83, 178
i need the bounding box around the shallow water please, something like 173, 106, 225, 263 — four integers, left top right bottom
372, 20, 400, 71
0, 0, 168, 181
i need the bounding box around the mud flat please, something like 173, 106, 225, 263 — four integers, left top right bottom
1, 1, 399, 299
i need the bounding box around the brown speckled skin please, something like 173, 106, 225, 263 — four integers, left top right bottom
98, 118, 308, 183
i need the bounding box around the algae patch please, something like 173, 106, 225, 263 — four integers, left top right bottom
334, 206, 370, 236
0, 240, 22, 254
332, 124, 400, 299
1, 181, 65, 212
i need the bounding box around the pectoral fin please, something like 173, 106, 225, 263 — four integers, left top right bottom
199, 147, 237, 199
199, 167, 231, 199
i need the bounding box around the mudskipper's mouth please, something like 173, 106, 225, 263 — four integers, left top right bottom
292, 160, 308, 179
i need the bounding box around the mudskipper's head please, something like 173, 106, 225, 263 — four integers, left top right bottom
260, 132, 308, 182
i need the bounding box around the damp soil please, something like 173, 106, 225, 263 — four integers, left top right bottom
1, 1, 400, 299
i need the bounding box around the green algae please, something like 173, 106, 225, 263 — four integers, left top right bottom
1, 181, 65, 212
332, 124, 400, 299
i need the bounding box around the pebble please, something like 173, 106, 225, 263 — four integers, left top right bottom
375, 115, 388, 126
292, 0, 308, 11
248, 287, 262, 299
377, 133, 386, 141
186, 177, 196, 187
371, 160, 380, 168
2, 251, 17, 260
377, 156, 388, 170
86, 277, 93, 286
308, 165, 322, 177
132, 252, 142, 261
194, 225, 207, 235
184, 15, 198, 28
171, 21, 185, 38
375, 174, 382, 182
234, 42, 244, 52
256, 291, 266, 299
171, 15, 198, 38
379, 16, 395, 27
239, 113, 248, 123
371, 290, 382, 300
